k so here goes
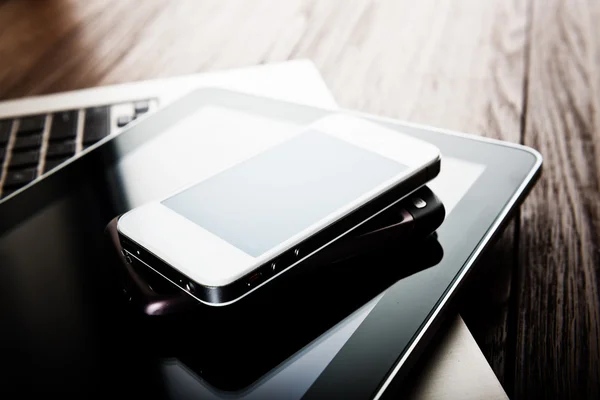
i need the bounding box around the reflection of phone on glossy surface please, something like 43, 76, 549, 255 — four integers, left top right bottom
170, 234, 444, 394
103, 186, 446, 393
109, 235, 443, 394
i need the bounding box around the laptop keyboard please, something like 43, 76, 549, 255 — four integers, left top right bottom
0, 98, 157, 199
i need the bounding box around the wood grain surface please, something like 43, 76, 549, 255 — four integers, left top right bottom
516, 0, 600, 398
0, 0, 598, 398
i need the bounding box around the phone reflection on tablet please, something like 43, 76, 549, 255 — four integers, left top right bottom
157, 234, 443, 396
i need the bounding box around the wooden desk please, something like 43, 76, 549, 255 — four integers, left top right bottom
0, 1, 598, 398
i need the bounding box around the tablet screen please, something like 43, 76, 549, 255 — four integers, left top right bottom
0, 88, 540, 400
160, 153, 485, 399
136, 107, 486, 399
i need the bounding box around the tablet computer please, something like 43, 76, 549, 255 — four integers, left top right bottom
0, 88, 541, 399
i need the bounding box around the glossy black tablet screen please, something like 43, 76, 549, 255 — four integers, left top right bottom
0, 89, 540, 400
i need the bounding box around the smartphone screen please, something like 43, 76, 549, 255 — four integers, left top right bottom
162, 129, 408, 257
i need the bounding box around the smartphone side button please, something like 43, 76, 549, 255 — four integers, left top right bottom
185, 282, 196, 293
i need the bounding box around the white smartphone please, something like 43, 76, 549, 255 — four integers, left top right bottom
117, 113, 441, 306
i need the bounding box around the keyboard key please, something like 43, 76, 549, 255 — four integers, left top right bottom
50, 110, 78, 141
0, 119, 12, 143
18, 115, 46, 134
47, 141, 76, 158
8, 150, 40, 169
116, 114, 134, 127
134, 100, 150, 114
43, 157, 70, 173
4, 167, 37, 188
83, 106, 109, 145
13, 133, 43, 151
